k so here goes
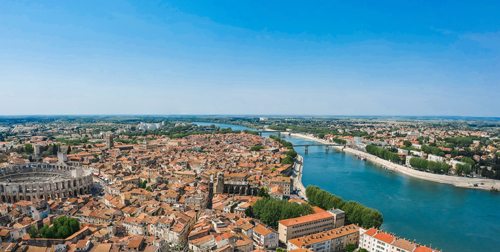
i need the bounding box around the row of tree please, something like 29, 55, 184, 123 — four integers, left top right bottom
409, 157, 450, 174
366, 145, 400, 163
268, 135, 296, 165
332, 138, 347, 145
56, 137, 90, 146
421, 145, 445, 157
455, 163, 472, 176
444, 137, 475, 147
269, 135, 294, 149
305, 185, 383, 229
249, 196, 314, 229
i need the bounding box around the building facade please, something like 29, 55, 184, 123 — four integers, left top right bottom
278, 211, 340, 243
0, 163, 93, 203
287, 224, 360, 252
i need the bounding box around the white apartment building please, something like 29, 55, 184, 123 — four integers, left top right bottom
354, 136, 363, 144
359, 228, 439, 252
253, 224, 278, 249
138, 122, 165, 131
287, 224, 359, 252
428, 154, 444, 163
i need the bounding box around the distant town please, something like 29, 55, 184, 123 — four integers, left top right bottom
0, 115, 498, 252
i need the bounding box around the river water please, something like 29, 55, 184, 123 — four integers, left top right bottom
194, 122, 500, 252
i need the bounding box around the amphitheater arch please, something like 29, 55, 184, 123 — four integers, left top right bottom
0, 163, 93, 203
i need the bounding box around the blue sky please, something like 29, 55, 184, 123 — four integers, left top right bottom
0, 1, 499, 116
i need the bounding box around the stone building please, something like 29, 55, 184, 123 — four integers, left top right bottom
213, 173, 258, 196
0, 163, 93, 203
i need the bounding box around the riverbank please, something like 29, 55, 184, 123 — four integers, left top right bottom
292, 155, 307, 200
289, 133, 500, 191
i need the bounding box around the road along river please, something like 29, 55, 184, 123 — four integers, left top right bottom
194, 122, 500, 252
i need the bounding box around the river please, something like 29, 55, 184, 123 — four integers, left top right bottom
194, 122, 500, 252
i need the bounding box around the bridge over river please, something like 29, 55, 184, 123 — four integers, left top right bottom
292, 144, 344, 153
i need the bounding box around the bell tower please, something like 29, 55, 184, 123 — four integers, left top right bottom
106, 133, 114, 148
214, 172, 225, 194
57, 146, 67, 163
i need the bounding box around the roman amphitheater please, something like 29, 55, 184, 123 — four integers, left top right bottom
0, 163, 93, 203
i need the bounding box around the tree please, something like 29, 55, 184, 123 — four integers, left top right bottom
45, 228, 55, 238
257, 187, 269, 198
404, 140, 412, 147
230, 203, 238, 213
250, 146, 263, 151
69, 218, 80, 233
417, 136, 424, 144
359, 249, 369, 252
57, 226, 71, 239
318, 133, 325, 139
282, 156, 294, 165
244, 206, 254, 217
441, 162, 450, 174
28, 225, 38, 238
345, 244, 356, 252
40, 224, 49, 237
24, 144, 34, 154
461, 157, 475, 165
286, 149, 298, 159
456, 164, 471, 176
252, 197, 314, 229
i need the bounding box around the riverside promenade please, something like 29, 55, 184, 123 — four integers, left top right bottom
289, 133, 500, 191
292, 154, 307, 200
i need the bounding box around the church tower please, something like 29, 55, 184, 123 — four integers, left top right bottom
214, 172, 225, 194
141, 137, 149, 150
106, 133, 114, 148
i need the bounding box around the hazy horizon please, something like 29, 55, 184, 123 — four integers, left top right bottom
1, 114, 499, 121
1, 1, 499, 116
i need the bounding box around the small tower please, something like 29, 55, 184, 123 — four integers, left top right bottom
57, 146, 67, 163
106, 133, 114, 148
214, 172, 225, 194
34, 144, 41, 157
141, 137, 149, 150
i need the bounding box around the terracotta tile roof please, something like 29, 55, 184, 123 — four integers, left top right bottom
364, 228, 377, 237
391, 239, 416, 251
288, 224, 359, 247
413, 246, 436, 252
373, 232, 395, 244
278, 211, 333, 227
253, 224, 273, 236
312, 206, 326, 213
